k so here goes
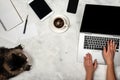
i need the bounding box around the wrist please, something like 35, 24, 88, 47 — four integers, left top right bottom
86, 72, 94, 80
107, 62, 114, 66
107, 64, 115, 69
86, 70, 94, 74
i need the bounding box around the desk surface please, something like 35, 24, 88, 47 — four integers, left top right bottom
0, 0, 120, 80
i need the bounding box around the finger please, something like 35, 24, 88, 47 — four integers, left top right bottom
84, 54, 89, 65
110, 40, 113, 46
112, 41, 116, 52
88, 53, 92, 64
103, 46, 106, 55
112, 41, 115, 48
110, 40, 113, 50
88, 53, 92, 60
84, 53, 90, 64
114, 44, 117, 53
110, 41, 117, 55
107, 40, 110, 51
86, 53, 89, 60
113, 41, 117, 50
93, 59, 98, 69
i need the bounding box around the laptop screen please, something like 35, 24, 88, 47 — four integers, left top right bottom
80, 4, 120, 35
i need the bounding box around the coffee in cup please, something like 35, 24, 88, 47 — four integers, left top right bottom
50, 15, 70, 33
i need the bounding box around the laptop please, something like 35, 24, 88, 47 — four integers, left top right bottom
78, 4, 120, 66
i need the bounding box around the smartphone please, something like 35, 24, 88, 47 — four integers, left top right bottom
29, 0, 53, 21
67, 0, 79, 14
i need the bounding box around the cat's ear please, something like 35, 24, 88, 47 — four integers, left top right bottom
14, 44, 23, 50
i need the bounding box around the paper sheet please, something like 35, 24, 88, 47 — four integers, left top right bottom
0, 0, 23, 31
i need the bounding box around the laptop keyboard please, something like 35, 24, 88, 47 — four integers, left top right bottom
84, 36, 119, 50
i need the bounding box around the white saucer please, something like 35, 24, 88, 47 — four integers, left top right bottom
50, 15, 70, 33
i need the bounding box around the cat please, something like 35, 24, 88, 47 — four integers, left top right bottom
0, 45, 31, 80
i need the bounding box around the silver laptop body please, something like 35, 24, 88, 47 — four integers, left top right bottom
78, 4, 120, 66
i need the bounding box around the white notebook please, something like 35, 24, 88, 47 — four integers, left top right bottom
0, 0, 23, 31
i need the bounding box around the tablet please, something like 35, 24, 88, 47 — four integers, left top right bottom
29, 0, 54, 21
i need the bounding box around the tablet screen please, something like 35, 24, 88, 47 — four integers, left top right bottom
29, 0, 53, 21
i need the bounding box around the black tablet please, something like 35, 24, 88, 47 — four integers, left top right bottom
29, 0, 53, 21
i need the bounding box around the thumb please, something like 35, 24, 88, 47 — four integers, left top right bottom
93, 59, 98, 70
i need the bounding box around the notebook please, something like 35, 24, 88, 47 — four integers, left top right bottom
0, 0, 23, 31
78, 4, 120, 66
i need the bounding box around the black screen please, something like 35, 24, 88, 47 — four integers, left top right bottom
29, 0, 52, 20
80, 4, 120, 35
67, 0, 79, 13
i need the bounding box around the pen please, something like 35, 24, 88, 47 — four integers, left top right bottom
23, 15, 28, 34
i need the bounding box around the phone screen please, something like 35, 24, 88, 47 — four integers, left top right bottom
67, 0, 79, 14
29, 0, 53, 21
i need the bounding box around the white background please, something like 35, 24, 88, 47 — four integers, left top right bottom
0, 0, 120, 80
